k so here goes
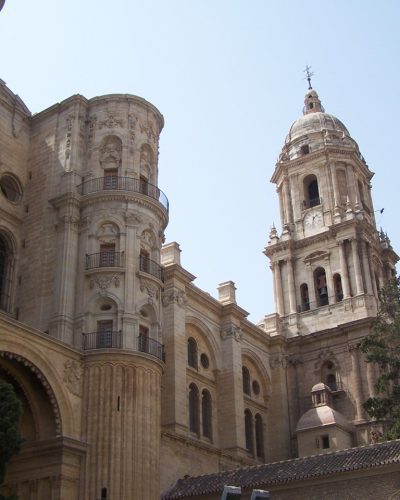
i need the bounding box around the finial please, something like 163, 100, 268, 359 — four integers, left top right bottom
304, 65, 314, 90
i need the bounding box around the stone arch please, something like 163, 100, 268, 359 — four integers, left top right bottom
0, 228, 16, 313
241, 348, 271, 398
84, 291, 123, 334
314, 350, 343, 391
186, 316, 220, 370
303, 173, 320, 208
0, 351, 66, 437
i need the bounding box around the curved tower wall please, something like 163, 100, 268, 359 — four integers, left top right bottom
1, 88, 168, 500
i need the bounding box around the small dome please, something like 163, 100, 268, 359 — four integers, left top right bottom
296, 405, 352, 432
311, 382, 331, 392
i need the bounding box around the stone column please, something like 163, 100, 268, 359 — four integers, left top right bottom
306, 263, 316, 309
351, 239, 364, 295
331, 162, 341, 206
338, 240, 351, 299
218, 323, 246, 454
278, 185, 285, 227
50, 192, 80, 344
287, 258, 296, 314
361, 240, 374, 295
348, 344, 365, 421
272, 261, 284, 316
324, 257, 334, 304
283, 176, 292, 224
83, 355, 163, 500
123, 214, 139, 348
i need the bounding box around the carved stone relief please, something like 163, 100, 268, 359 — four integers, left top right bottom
99, 135, 122, 170
89, 275, 120, 290
162, 289, 187, 308
98, 114, 124, 130
220, 325, 242, 342
140, 277, 159, 300
63, 359, 83, 396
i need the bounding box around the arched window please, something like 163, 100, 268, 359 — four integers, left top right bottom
314, 267, 329, 306
333, 273, 343, 302
0, 234, 13, 312
303, 174, 320, 208
187, 338, 198, 368
326, 373, 337, 392
244, 409, 254, 454
242, 366, 251, 395
202, 390, 212, 439
255, 413, 264, 459
300, 283, 310, 311
322, 361, 339, 392
189, 383, 199, 434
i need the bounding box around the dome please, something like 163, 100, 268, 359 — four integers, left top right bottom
279, 88, 358, 162
296, 405, 352, 432
286, 112, 350, 145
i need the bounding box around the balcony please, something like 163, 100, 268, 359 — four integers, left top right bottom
86, 251, 124, 270
138, 335, 165, 361
139, 254, 163, 281
78, 176, 169, 212
81, 331, 165, 361
82, 330, 122, 349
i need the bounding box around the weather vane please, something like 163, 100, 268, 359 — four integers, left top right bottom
304, 65, 314, 90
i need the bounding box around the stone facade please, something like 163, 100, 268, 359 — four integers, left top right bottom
0, 80, 397, 499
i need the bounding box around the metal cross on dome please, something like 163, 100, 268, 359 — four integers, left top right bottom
304, 65, 314, 90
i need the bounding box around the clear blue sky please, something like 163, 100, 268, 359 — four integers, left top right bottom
1, 0, 399, 321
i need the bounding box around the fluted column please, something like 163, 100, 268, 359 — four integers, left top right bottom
286, 258, 296, 314
338, 240, 351, 299
351, 239, 364, 295
83, 355, 163, 500
348, 344, 365, 420
272, 261, 284, 316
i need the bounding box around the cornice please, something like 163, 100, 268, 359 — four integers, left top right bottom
272, 146, 372, 183
162, 263, 196, 284
79, 191, 169, 227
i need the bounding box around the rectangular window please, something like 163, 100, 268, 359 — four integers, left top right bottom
103, 169, 118, 190
139, 325, 149, 353
97, 320, 113, 348
322, 434, 330, 449
100, 243, 115, 267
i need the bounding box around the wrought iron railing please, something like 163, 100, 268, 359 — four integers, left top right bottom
138, 335, 165, 361
81, 331, 165, 361
78, 176, 169, 211
139, 254, 163, 281
85, 251, 124, 270
82, 330, 122, 349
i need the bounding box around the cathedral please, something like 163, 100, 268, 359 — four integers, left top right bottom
0, 78, 399, 500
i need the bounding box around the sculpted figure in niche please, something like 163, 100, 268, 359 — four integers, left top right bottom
140, 144, 154, 174
99, 136, 122, 170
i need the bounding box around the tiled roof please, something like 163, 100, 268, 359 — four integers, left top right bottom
162, 440, 400, 499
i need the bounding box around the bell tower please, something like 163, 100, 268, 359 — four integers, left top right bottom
265, 87, 398, 337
